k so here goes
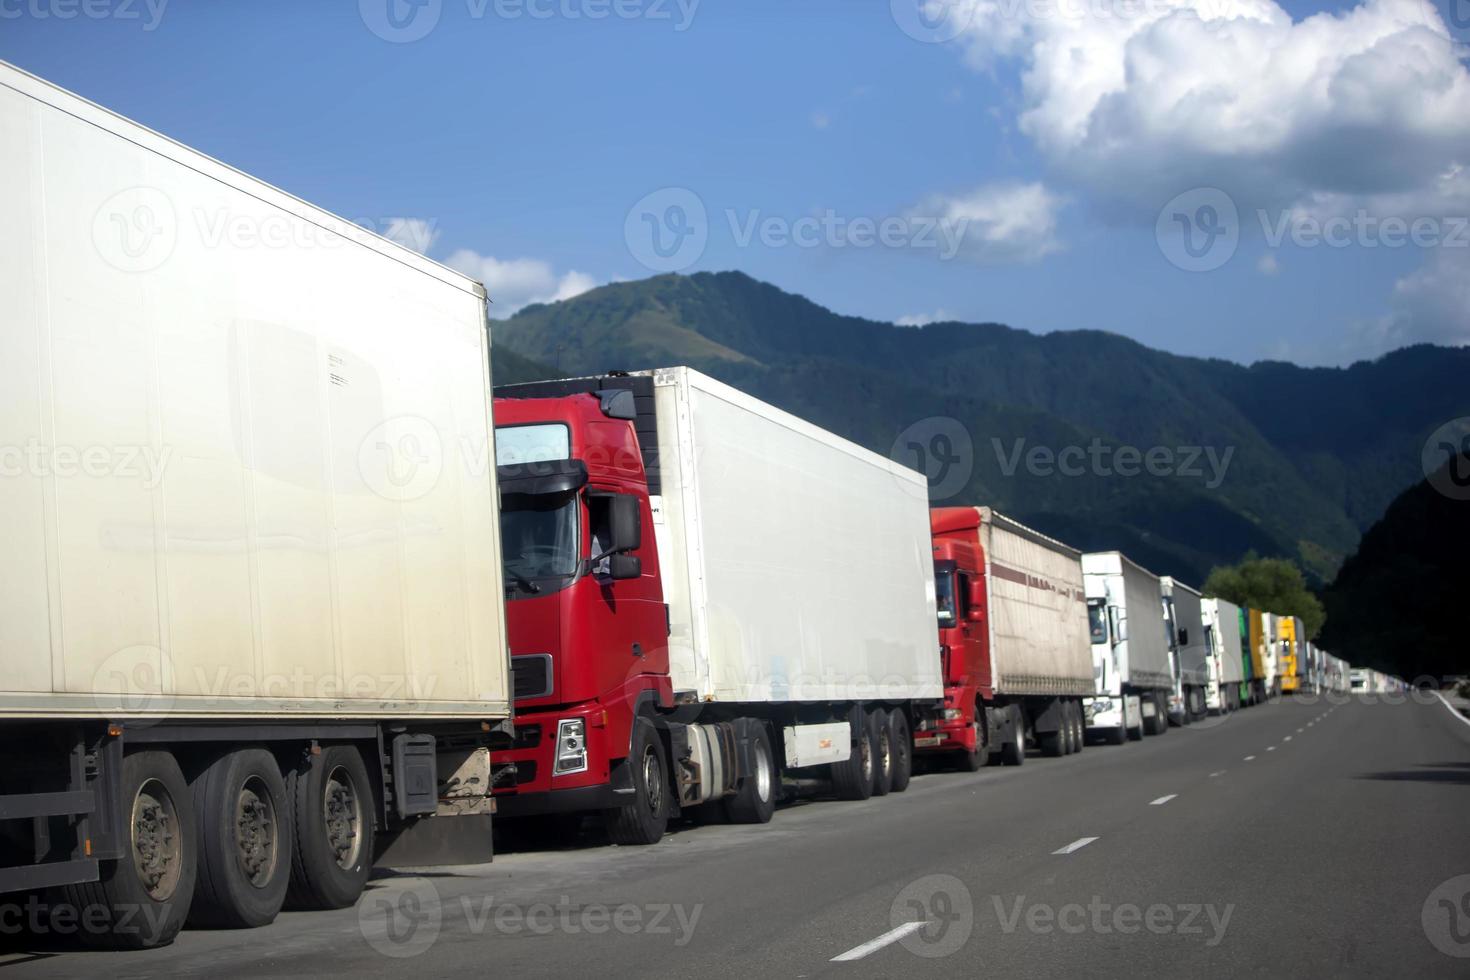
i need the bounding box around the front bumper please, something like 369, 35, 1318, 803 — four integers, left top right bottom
912, 715, 978, 754
493, 702, 612, 805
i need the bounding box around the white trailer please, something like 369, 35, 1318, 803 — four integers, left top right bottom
0, 61, 509, 946
1083, 552, 1172, 742
1203, 597, 1244, 713
1161, 577, 1209, 724
649, 368, 943, 708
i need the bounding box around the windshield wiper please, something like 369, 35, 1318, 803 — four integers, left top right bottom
505, 570, 542, 594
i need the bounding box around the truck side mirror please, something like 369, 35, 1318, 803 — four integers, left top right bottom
967, 607, 984, 623
608, 494, 642, 553
967, 580, 986, 613
1109, 606, 1127, 645
609, 554, 642, 580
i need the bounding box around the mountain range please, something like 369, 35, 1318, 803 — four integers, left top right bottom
488, 271, 1470, 587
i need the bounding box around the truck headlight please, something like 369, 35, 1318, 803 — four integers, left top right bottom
554, 718, 588, 775
942, 708, 963, 721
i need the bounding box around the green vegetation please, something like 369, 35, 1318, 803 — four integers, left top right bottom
1203, 555, 1325, 638
1319, 454, 1470, 683
491, 271, 1470, 587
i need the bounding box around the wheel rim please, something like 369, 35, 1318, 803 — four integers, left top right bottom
641, 745, 663, 816
323, 765, 364, 871
236, 776, 279, 888
859, 733, 873, 782
132, 778, 182, 902
754, 742, 773, 802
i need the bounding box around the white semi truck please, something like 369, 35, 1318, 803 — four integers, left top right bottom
0, 61, 510, 946
1161, 577, 1209, 725
1083, 552, 1172, 743
1202, 597, 1245, 713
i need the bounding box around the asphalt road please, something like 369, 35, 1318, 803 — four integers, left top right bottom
4, 693, 1469, 978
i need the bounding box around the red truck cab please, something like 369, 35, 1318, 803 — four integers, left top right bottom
491, 386, 672, 821
920, 507, 992, 770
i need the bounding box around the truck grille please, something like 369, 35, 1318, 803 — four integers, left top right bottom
512, 654, 552, 700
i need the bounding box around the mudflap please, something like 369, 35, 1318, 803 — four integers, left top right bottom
375, 813, 495, 869
1032, 697, 1064, 735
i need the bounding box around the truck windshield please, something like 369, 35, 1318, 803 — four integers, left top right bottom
935, 569, 956, 627
1088, 600, 1107, 644
500, 491, 580, 597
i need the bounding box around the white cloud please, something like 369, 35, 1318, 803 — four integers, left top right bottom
911, 180, 1066, 261
381, 217, 440, 254
1256, 252, 1279, 276
1364, 247, 1470, 352
444, 250, 598, 317
941, 0, 1470, 216
896, 309, 956, 326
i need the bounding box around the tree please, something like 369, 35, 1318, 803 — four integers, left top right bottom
1203, 554, 1325, 638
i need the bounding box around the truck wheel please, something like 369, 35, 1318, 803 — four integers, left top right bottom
887, 710, 913, 793
64, 750, 196, 949
869, 709, 894, 797
604, 718, 669, 845
1067, 702, 1083, 754
830, 708, 875, 800
724, 726, 777, 824
187, 748, 292, 928
284, 745, 375, 910
1000, 736, 1025, 766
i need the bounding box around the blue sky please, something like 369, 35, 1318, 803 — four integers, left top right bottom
3, 0, 1468, 366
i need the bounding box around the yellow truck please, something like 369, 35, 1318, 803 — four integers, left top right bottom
1279, 617, 1300, 694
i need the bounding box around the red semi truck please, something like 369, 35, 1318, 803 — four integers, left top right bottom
489, 369, 944, 844
919, 507, 1095, 769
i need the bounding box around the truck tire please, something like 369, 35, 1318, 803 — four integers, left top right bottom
724, 725, 777, 824
830, 708, 875, 801
869, 709, 894, 797
604, 718, 670, 845
1150, 693, 1169, 735
284, 744, 375, 910
1067, 702, 1083, 754
887, 709, 913, 793
999, 736, 1025, 766
187, 748, 292, 928
64, 750, 196, 949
